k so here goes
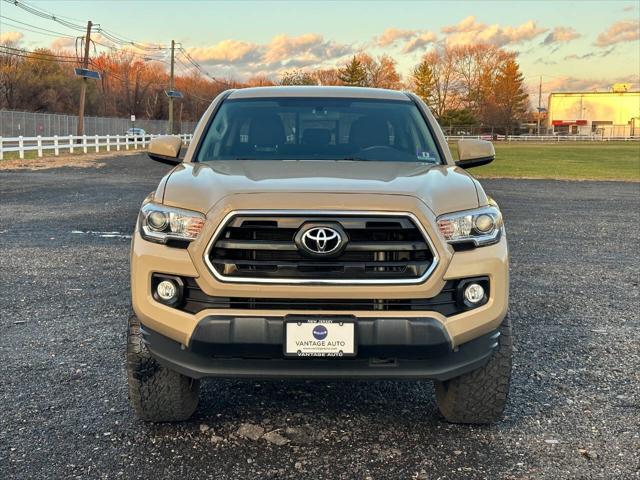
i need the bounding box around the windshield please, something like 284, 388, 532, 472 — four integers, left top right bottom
195, 97, 442, 163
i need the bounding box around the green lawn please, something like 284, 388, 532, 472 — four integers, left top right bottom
449, 142, 640, 181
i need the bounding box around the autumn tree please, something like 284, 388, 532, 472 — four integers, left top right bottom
357, 53, 401, 89
1, 40, 529, 131
0, 38, 24, 109
245, 75, 275, 87
486, 58, 529, 134
339, 56, 368, 87
312, 68, 342, 86
450, 44, 511, 122
416, 48, 459, 118
279, 70, 316, 85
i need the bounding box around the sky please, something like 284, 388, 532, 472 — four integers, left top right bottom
1, 0, 639, 106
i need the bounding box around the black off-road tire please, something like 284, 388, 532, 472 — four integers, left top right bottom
435, 317, 513, 424
126, 315, 200, 422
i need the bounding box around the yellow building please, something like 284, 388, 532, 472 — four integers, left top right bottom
547, 87, 640, 136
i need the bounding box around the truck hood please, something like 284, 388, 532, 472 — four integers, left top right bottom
161, 160, 480, 216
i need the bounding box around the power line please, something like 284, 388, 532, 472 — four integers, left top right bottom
0, 46, 79, 63
2, 0, 169, 52
1, 0, 87, 31
0, 15, 77, 38
0, 44, 78, 59
178, 46, 226, 85
90, 39, 170, 63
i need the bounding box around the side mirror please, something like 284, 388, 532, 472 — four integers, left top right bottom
455, 139, 495, 169
147, 136, 182, 165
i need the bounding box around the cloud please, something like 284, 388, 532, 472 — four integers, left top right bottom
542, 26, 580, 45
563, 47, 615, 61
50, 36, 75, 50
401, 32, 438, 53
186, 39, 261, 64
184, 33, 354, 78
373, 28, 437, 53
622, 5, 636, 12
263, 33, 351, 65
441, 16, 547, 47
537, 75, 638, 93
595, 19, 640, 46
0, 31, 23, 45
534, 57, 558, 65
377, 28, 417, 47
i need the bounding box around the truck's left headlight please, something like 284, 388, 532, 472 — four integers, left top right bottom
437, 205, 502, 247
138, 202, 205, 244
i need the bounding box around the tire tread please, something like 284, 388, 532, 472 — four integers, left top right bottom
435, 317, 513, 424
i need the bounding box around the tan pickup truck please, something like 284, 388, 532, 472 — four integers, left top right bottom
127, 86, 511, 424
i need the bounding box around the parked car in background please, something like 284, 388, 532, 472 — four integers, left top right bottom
126, 128, 146, 141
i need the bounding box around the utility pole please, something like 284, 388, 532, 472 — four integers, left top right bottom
76, 20, 93, 138
168, 39, 175, 134
537, 75, 542, 135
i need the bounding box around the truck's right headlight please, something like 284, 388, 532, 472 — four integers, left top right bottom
436, 205, 502, 247
138, 202, 205, 244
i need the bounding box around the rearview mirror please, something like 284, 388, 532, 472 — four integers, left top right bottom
455, 139, 495, 169
147, 136, 182, 165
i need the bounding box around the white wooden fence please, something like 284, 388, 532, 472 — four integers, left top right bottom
1, 133, 639, 160
446, 135, 640, 142
0, 133, 194, 160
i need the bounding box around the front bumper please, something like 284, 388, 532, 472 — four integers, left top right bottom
142, 315, 501, 381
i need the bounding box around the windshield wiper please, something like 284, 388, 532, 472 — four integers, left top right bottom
339, 157, 376, 161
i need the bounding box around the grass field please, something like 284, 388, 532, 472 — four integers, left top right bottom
3, 141, 639, 181
450, 142, 640, 181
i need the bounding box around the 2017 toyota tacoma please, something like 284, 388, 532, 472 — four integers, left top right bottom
127, 86, 511, 424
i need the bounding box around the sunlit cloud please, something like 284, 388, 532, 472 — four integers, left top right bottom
0, 31, 23, 45
542, 26, 580, 45
594, 19, 640, 46
400, 32, 437, 53
263, 33, 352, 65
49, 36, 75, 50
537, 75, 638, 93
376, 28, 417, 47
441, 16, 547, 47
183, 33, 354, 79
186, 39, 261, 64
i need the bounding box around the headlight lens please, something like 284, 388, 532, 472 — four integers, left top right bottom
437, 205, 502, 246
139, 202, 205, 244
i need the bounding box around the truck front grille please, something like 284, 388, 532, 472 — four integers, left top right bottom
206, 212, 437, 284
181, 278, 461, 315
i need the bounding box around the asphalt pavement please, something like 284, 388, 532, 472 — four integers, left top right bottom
0, 154, 638, 479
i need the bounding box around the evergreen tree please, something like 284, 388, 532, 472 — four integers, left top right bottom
490, 58, 529, 134
412, 58, 435, 108
338, 56, 368, 87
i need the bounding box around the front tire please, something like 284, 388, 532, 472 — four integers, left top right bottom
126, 315, 200, 422
435, 317, 513, 424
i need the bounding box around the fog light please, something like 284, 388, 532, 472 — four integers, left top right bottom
464, 283, 485, 304
156, 280, 178, 302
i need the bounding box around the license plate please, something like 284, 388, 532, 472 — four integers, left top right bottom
284, 317, 356, 357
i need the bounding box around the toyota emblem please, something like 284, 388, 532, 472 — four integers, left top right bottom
295, 224, 347, 256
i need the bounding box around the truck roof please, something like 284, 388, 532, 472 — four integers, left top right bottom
227, 86, 410, 101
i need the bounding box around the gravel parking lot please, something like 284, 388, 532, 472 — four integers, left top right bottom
1, 154, 638, 479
